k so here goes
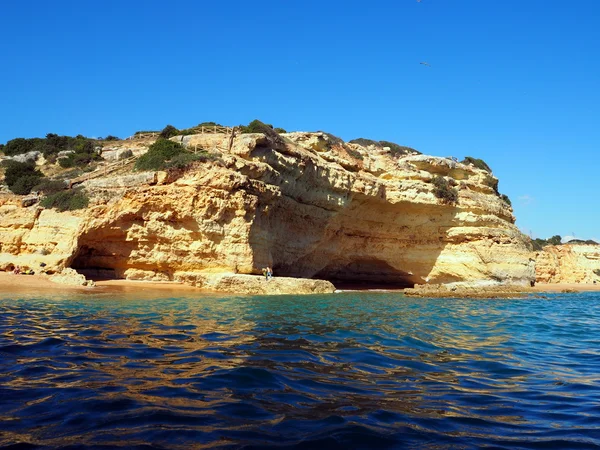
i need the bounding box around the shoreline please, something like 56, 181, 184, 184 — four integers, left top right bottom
1, 272, 600, 296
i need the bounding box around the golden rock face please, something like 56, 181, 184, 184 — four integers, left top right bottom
536, 244, 600, 284
0, 132, 536, 289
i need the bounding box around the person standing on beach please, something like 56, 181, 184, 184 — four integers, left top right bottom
267, 267, 273, 281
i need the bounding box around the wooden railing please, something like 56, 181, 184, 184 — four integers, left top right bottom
69, 155, 137, 187
185, 125, 236, 135
127, 127, 237, 140
127, 132, 158, 140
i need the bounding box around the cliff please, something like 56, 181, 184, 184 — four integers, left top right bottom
536, 244, 600, 284
0, 131, 535, 293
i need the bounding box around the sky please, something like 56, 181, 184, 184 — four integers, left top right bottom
1, 0, 599, 241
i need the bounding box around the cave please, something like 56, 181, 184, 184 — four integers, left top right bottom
70, 245, 118, 280
312, 258, 418, 289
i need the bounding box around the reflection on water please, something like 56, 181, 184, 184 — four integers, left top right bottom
1, 291, 600, 449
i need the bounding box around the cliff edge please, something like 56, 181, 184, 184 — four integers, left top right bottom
0, 130, 535, 293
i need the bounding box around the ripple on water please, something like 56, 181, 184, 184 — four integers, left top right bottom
0, 293, 600, 449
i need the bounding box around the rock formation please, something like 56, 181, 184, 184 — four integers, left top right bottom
536, 244, 600, 284
0, 131, 536, 293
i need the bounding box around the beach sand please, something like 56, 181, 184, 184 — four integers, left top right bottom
0, 271, 201, 295
1, 271, 600, 296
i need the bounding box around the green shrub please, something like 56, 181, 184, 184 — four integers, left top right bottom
119, 149, 133, 160
568, 239, 599, 245
3, 160, 44, 194
32, 179, 67, 194
594, 269, 600, 276
349, 138, 379, 147
58, 156, 75, 168
135, 139, 186, 171
531, 238, 545, 251
500, 194, 512, 206
166, 152, 202, 169
348, 138, 420, 156
483, 174, 499, 194
547, 235, 562, 245
432, 175, 458, 205
240, 119, 275, 134
240, 120, 286, 145
104, 135, 120, 141
10, 175, 43, 195
159, 125, 179, 139
40, 189, 89, 211
462, 156, 492, 172
274, 127, 287, 134
346, 147, 363, 160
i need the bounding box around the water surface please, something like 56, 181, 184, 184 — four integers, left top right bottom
1, 290, 599, 449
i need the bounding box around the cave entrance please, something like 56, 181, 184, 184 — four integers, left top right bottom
312, 258, 418, 290
70, 245, 118, 280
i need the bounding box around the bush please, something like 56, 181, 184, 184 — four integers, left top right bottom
240, 119, 275, 134
348, 138, 420, 156
119, 149, 133, 160
547, 235, 562, 245
104, 135, 120, 141
500, 194, 512, 206
166, 152, 204, 169
274, 127, 287, 134
349, 138, 379, 147
594, 269, 600, 276
462, 156, 492, 172
159, 125, 179, 139
346, 147, 363, 160
40, 189, 89, 211
135, 139, 186, 171
432, 175, 458, 205
32, 179, 67, 194
10, 175, 43, 195
239, 120, 286, 145
483, 174, 499, 194
3, 160, 44, 194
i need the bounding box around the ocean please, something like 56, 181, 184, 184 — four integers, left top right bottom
1, 290, 599, 449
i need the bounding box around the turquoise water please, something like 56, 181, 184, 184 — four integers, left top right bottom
1, 290, 599, 449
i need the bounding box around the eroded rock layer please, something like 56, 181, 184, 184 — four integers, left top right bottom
536, 244, 600, 283
0, 132, 535, 291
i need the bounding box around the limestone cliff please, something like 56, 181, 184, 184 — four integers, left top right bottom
536, 244, 600, 283
0, 131, 535, 291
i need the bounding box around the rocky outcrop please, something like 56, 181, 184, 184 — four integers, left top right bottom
0, 131, 535, 293
49, 268, 95, 287
536, 244, 600, 283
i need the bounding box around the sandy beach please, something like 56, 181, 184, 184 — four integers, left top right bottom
0, 271, 201, 295
1, 271, 600, 296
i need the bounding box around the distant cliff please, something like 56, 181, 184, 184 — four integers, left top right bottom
536, 244, 600, 284
0, 130, 535, 292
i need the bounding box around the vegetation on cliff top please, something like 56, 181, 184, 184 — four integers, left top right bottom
2, 160, 44, 195
40, 188, 89, 211
349, 138, 421, 157
432, 175, 458, 205
462, 156, 492, 173
134, 138, 217, 172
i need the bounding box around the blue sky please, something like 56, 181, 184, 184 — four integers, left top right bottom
1, 0, 598, 240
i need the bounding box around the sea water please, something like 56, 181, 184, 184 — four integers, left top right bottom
1, 290, 599, 449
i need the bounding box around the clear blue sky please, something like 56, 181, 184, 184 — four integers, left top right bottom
1, 0, 599, 241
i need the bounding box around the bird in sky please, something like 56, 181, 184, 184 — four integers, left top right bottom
420, 62, 431, 67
